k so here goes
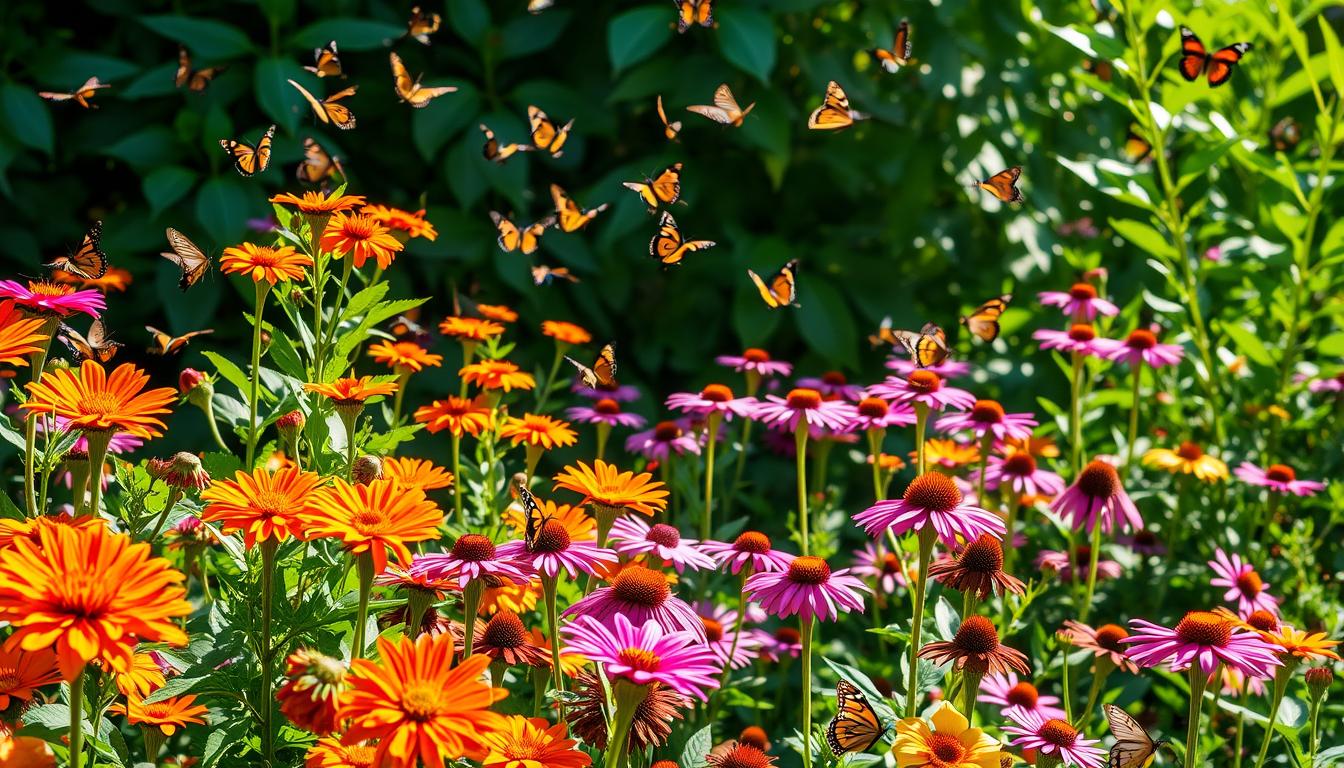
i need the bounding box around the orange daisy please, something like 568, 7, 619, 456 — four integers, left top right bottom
503, 499, 596, 542
476, 304, 518, 323
0, 524, 189, 680
382, 457, 454, 491
414, 396, 495, 436
302, 478, 443, 573
0, 645, 60, 710
113, 651, 167, 698
306, 738, 379, 768
917, 438, 980, 468
0, 514, 104, 551
439, 316, 505, 342
321, 212, 404, 270
1259, 625, 1341, 662
271, 190, 367, 215
200, 466, 324, 548
479, 577, 542, 616
541, 321, 591, 346
1002, 435, 1060, 459
867, 453, 908, 472
361, 204, 438, 241
305, 377, 399, 406
368, 340, 443, 374
551, 460, 669, 516
460, 360, 535, 392
0, 300, 50, 367
499, 414, 578, 450
339, 633, 507, 768
220, 243, 312, 285
52, 267, 133, 293
479, 716, 592, 768
22, 360, 176, 439
0, 733, 55, 767
110, 693, 209, 734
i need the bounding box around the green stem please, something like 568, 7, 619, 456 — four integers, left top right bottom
341, 411, 359, 481
963, 670, 983, 726
1069, 351, 1084, 476
914, 403, 928, 476
536, 346, 566, 410
905, 527, 936, 717
146, 489, 184, 542
204, 403, 230, 452
1186, 665, 1211, 768
1079, 517, 1105, 623
245, 282, 271, 469
604, 682, 648, 768
1234, 686, 1249, 768
801, 617, 814, 768
1124, 366, 1141, 470
701, 413, 721, 540
1307, 696, 1322, 768
452, 433, 463, 525
351, 552, 374, 660
595, 422, 611, 461
1253, 662, 1296, 768
462, 580, 484, 658
68, 669, 85, 768
84, 431, 112, 517
867, 429, 886, 502
260, 538, 278, 767
1078, 660, 1112, 729
795, 426, 809, 556
543, 577, 566, 699
321, 256, 355, 375
22, 320, 58, 517
1062, 647, 1073, 724
391, 371, 410, 429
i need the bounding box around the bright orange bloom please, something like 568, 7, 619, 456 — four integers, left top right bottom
52, 267, 133, 293
479, 577, 542, 616
22, 360, 175, 438
306, 738, 379, 768
265, 451, 298, 472
302, 478, 443, 573
414, 396, 495, 437
110, 694, 209, 735
113, 651, 166, 698
499, 414, 578, 450
1002, 435, 1060, 459
503, 499, 595, 542
305, 377, 399, 405
0, 300, 50, 366
479, 716, 592, 768
867, 453, 908, 471
460, 360, 535, 392
271, 190, 367, 215
541, 321, 591, 346
369, 340, 442, 374
0, 514, 104, 550
0, 645, 61, 710
439, 315, 505, 342
0, 524, 189, 680
339, 633, 507, 768
552, 460, 669, 516
200, 466, 323, 548
277, 648, 348, 735
220, 243, 312, 284
321, 212, 404, 269
382, 457, 454, 491
0, 733, 55, 767
1260, 626, 1341, 662
476, 304, 518, 323
525, 629, 588, 676
917, 438, 980, 468
361, 204, 438, 241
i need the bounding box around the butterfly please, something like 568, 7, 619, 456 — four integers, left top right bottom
390, 52, 457, 108
564, 343, 617, 390
146, 326, 214, 355
1270, 117, 1301, 152
1083, 58, 1115, 82
808, 81, 869, 131
872, 19, 913, 73
960, 294, 1012, 342
528, 0, 555, 11
305, 41, 342, 78
296, 137, 344, 184
175, 46, 225, 92
516, 482, 552, 550
748, 259, 800, 308
894, 323, 950, 368
623, 163, 683, 213
1103, 704, 1169, 768
973, 166, 1024, 204
38, 77, 110, 109
1178, 27, 1252, 87
532, 264, 580, 286
528, 106, 574, 157
388, 314, 431, 346
480, 124, 535, 164
407, 6, 442, 45
868, 317, 902, 349
551, 185, 609, 233
490, 212, 555, 255
1123, 125, 1153, 162
687, 84, 755, 127
58, 319, 122, 363
161, 228, 212, 291
45, 222, 108, 280
219, 124, 276, 176
649, 211, 715, 266
675, 0, 713, 33
287, 80, 357, 130
826, 681, 887, 756
656, 95, 682, 141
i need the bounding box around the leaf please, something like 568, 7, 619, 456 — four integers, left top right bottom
1318, 16, 1344, 101
447, 0, 491, 46
680, 724, 713, 768
500, 10, 572, 60
716, 7, 777, 83
1222, 323, 1274, 368
412, 83, 480, 161
0, 85, 54, 154
139, 16, 255, 59
1109, 218, 1176, 261
254, 57, 309, 135
933, 596, 960, 641
291, 18, 407, 51
142, 166, 196, 217
102, 127, 178, 171
795, 277, 858, 369
608, 7, 672, 72
1318, 332, 1344, 357
202, 350, 253, 400
194, 176, 252, 247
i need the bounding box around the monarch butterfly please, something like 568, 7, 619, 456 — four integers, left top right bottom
1103, 705, 1169, 768
649, 211, 715, 266
219, 124, 276, 176
872, 19, 913, 73
868, 317, 901, 349
161, 228, 211, 291
38, 76, 109, 109
807, 81, 869, 131
973, 166, 1023, 204
296, 137, 344, 184
532, 264, 580, 286
480, 124, 535, 164
675, 0, 713, 33
58, 320, 122, 363
1178, 27, 1252, 88
1270, 117, 1301, 152
46, 222, 108, 280
528, 106, 574, 157
826, 681, 887, 756
656, 95, 682, 141
516, 482, 552, 550
406, 6, 442, 45
748, 260, 800, 308
1123, 126, 1153, 163
390, 52, 457, 108
146, 326, 214, 355
305, 41, 343, 78
623, 163, 683, 213
528, 0, 555, 11
960, 294, 1012, 342
387, 314, 431, 347
892, 323, 949, 368
564, 343, 617, 390
175, 46, 225, 92
687, 84, 755, 127
551, 185, 609, 233
490, 212, 555, 256
288, 80, 357, 130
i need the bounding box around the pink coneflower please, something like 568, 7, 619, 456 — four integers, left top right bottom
626, 420, 702, 460
744, 555, 868, 623
868, 371, 976, 412
751, 388, 857, 432
1124, 611, 1283, 677
795, 372, 864, 401
1118, 529, 1166, 556
1058, 217, 1100, 238
848, 396, 917, 432
1234, 462, 1326, 496
853, 471, 1005, 546
699, 531, 794, 575
566, 398, 648, 429
564, 564, 706, 639
927, 534, 1025, 599
977, 452, 1066, 497
495, 521, 619, 579
756, 627, 803, 662
409, 534, 534, 587
919, 615, 1030, 675
0, 279, 105, 318
608, 518, 716, 573
715, 348, 792, 378
980, 672, 1067, 721
1051, 459, 1142, 534
1307, 373, 1343, 393
1033, 324, 1109, 358
1035, 547, 1121, 583
665, 384, 758, 420
935, 399, 1037, 441
573, 382, 641, 402
1209, 549, 1279, 616
1059, 621, 1139, 674
562, 614, 720, 701
1002, 710, 1105, 768
850, 542, 908, 596
885, 357, 973, 379
1095, 328, 1184, 369
1218, 666, 1267, 696
1038, 283, 1118, 321
693, 602, 762, 670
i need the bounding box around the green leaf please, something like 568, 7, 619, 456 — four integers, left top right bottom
608, 7, 672, 72
194, 176, 252, 247
0, 85, 54, 154
795, 276, 858, 369
412, 84, 481, 160
139, 16, 255, 59
1318, 16, 1344, 100
1222, 322, 1274, 368
1109, 218, 1176, 261
1317, 332, 1344, 357
933, 596, 961, 641
142, 166, 196, 217
255, 57, 309, 135
716, 8, 776, 82
447, 0, 490, 46
202, 350, 253, 401
500, 11, 572, 60
291, 18, 407, 51
680, 724, 713, 768
102, 127, 178, 171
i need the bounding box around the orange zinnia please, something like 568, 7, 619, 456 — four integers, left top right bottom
110, 693, 209, 734
439, 316, 505, 342
339, 633, 507, 768
200, 466, 323, 548
476, 304, 518, 323
0, 645, 60, 710
361, 204, 438, 241
1260, 626, 1341, 662
479, 577, 542, 616
499, 414, 578, 450
917, 438, 980, 468
302, 478, 443, 574
321, 212, 404, 270
414, 396, 495, 436
113, 651, 167, 698
52, 267, 133, 293
541, 321, 591, 346
306, 738, 379, 768
0, 514, 104, 550
0, 300, 50, 366
368, 340, 443, 374
271, 190, 367, 215
220, 243, 312, 285
382, 457, 454, 491
305, 377, 399, 405
0, 524, 189, 680
460, 360, 535, 392
552, 460, 669, 516
22, 360, 176, 438
479, 716, 592, 768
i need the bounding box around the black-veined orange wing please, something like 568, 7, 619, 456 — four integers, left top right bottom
407, 6, 441, 44
296, 137, 344, 184
747, 259, 799, 308
1205, 41, 1252, 87
648, 211, 714, 266
528, 106, 573, 156
390, 52, 457, 107
288, 80, 357, 130
623, 162, 683, 212
480, 124, 534, 163
162, 227, 211, 291
517, 482, 551, 550
520, 217, 555, 256
219, 124, 275, 176
551, 185, 609, 233
46, 221, 108, 280
58, 319, 122, 363
305, 41, 343, 78
490, 211, 522, 253
960, 294, 1011, 342
873, 19, 913, 73
1178, 26, 1208, 82
807, 81, 867, 131
826, 681, 887, 756
1123, 125, 1153, 162
975, 166, 1023, 203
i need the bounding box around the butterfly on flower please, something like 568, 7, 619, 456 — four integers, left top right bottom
161, 228, 211, 291
219, 124, 275, 176
871, 19, 913, 73
304, 41, 342, 78
146, 326, 214, 355
748, 259, 799, 308
622, 163, 683, 213
59, 319, 122, 363
551, 185, 609, 233
960, 294, 1011, 342
175, 46, 225, 92
687, 84, 754, 127
46, 221, 108, 280
516, 482, 552, 551
675, 0, 713, 33
287, 80, 357, 130
826, 681, 887, 756
390, 52, 457, 108
564, 343, 617, 390
38, 76, 109, 108
532, 264, 580, 286
656, 95, 682, 141
1103, 704, 1169, 768
295, 137, 345, 184
490, 212, 555, 256
972, 166, 1023, 204
648, 211, 715, 266
480, 124, 535, 164
889, 323, 949, 368
406, 6, 442, 45
807, 81, 868, 131
529, 106, 574, 157
1178, 27, 1252, 88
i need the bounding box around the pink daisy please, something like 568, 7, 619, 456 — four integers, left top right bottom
665, 383, 758, 420
1033, 324, 1110, 358
625, 419, 702, 459
1124, 611, 1283, 677
698, 530, 794, 575
608, 518, 716, 573
1035, 547, 1121, 583
1307, 373, 1343, 393
885, 357, 973, 379
751, 388, 858, 432
1218, 666, 1267, 696
409, 534, 534, 587
565, 398, 647, 429
853, 471, 1005, 546
1038, 282, 1118, 321
795, 372, 865, 401
1094, 328, 1185, 369
867, 371, 976, 412
744, 555, 868, 624
1208, 548, 1279, 616
848, 396, 918, 432
1002, 709, 1105, 768
849, 542, 908, 595
980, 672, 1067, 721
564, 564, 706, 639
0, 279, 105, 318
935, 399, 1037, 441
693, 601, 762, 670
976, 452, 1066, 497
562, 613, 720, 700
1050, 459, 1142, 534
573, 382, 641, 401
715, 348, 793, 378
495, 523, 619, 580
756, 626, 803, 662
1234, 462, 1326, 496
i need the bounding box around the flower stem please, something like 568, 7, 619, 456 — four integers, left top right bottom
605, 681, 649, 768
794, 426, 809, 556
1077, 659, 1112, 729
340, 411, 358, 481
391, 370, 410, 428
801, 616, 815, 768
701, 413, 721, 540
351, 552, 374, 660
1079, 518, 1104, 623
68, 668, 85, 768
914, 403, 929, 476
320, 256, 355, 373
204, 405, 230, 452
1061, 647, 1073, 723
1069, 351, 1084, 475
146, 489, 184, 542
542, 576, 566, 699
1253, 661, 1296, 768
536, 346, 565, 410
1124, 366, 1141, 470
867, 429, 885, 502
245, 282, 271, 469
595, 422, 610, 461
1233, 686, 1249, 768
452, 433, 463, 525
905, 527, 936, 717
1185, 665, 1212, 768
84, 431, 113, 517
260, 538, 278, 767
23, 322, 58, 516
462, 579, 484, 658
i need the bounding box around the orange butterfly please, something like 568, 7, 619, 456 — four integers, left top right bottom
219, 125, 275, 176
46, 222, 107, 280
622, 163, 683, 212
872, 20, 913, 73
532, 264, 580, 286
960, 294, 1012, 342
176, 46, 225, 91
38, 77, 109, 109
480, 124, 535, 164
390, 52, 457, 108
406, 6, 442, 45
807, 81, 868, 131
288, 79, 357, 130
551, 185, 609, 233
1178, 27, 1252, 88
972, 167, 1023, 204
146, 326, 214, 355
656, 95, 682, 141
296, 137, 344, 184
687, 84, 754, 127
529, 106, 574, 157
649, 211, 715, 266
676, 0, 714, 33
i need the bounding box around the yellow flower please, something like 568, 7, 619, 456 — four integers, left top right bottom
499, 414, 578, 450
551, 460, 668, 516
892, 702, 1000, 768
1142, 442, 1229, 483
220, 243, 312, 284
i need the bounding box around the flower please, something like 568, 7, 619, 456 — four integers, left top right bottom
304, 377, 398, 407
552, 460, 669, 516
476, 304, 517, 323
148, 452, 212, 492
1234, 462, 1326, 496
479, 716, 591, 768
757, 627, 803, 662
369, 340, 442, 374
707, 742, 778, 768
49, 266, 131, 293
500, 414, 578, 450
201, 466, 322, 548
1208, 549, 1279, 616
851, 542, 909, 596
979, 673, 1066, 721
1119, 530, 1165, 556
566, 398, 648, 429
1257, 625, 1341, 663
0, 513, 106, 551
796, 371, 865, 400
271, 190, 367, 214
0, 733, 55, 767
362, 204, 438, 241
609, 518, 717, 573
0, 300, 50, 365
695, 602, 763, 670
935, 399, 1037, 441
480, 578, 542, 616
379, 457, 452, 493
752, 388, 858, 432
893, 702, 1002, 768
112, 651, 167, 698
0, 524, 189, 680
440, 316, 506, 342
415, 396, 494, 436
541, 321, 592, 345
1050, 459, 1142, 534
1058, 621, 1139, 674
978, 452, 1065, 497
0, 646, 60, 710
1034, 547, 1122, 583
699, 531, 794, 575
339, 633, 507, 768
220, 243, 312, 284
919, 615, 1029, 676
0, 279, 104, 318
848, 396, 918, 432
465, 611, 552, 668
411, 534, 533, 588
110, 694, 208, 734
1124, 611, 1283, 677
322, 212, 404, 269
1033, 324, 1109, 358
461, 360, 536, 392
665, 384, 759, 420
738, 727, 771, 752
854, 472, 1006, 546
626, 420, 703, 459
886, 357, 973, 379
1142, 442, 1229, 483
869, 371, 976, 412
744, 555, 868, 624
921, 439, 981, 468
22, 360, 175, 438
566, 670, 688, 753
562, 614, 720, 701
305, 739, 379, 768
303, 478, 444, 574
502, 498, 596, 543
715, 349, 793, 378
574, 382, 642, 402
1095, 328, 1184, 368
564, 564, 705, 637
928, 534, 1026, 599
276, 648, 348, 735
1037, 283, 1118, 320
1001, 710, 1104, 768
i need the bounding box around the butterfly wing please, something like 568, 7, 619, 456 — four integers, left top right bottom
518, 484, 550, 550
163, 227, 210, 291
407, 6, 442, 44
650, 163, 683, 205
62, 320, 121, 363
592, 342, 618, 388
50, 221, 108, 280
490, 211, 522, 253
868, 317, 898, 348
189, 67, 224, 92
771, 260, 799, 306
1206, 41, 1252, 87
696, 0, 714, 26
960, 294, 1011, 342
1104, 705, 1158, 768
321, 87, 358, 129
747, 269, 780, 308
978, 166, 1023, 203
675, 0, 695, 33
551, 184, 581, 231
808, 81, 860, 130
656, 95, 682, 140
306, 41, 342, 78
175, 46, 193, 88
288, 79, 328, 123
563, 355, 599, 389
650, 211, 686, 264
914, 323, 950, 367
623, 181, 659, 211
529, 106, 558, 150
297, 137, 338, 183
893, 19, 912, 63
1178, 27, 1209, 82
1123, 125, 1153, 162
521, 217, 555, 256
826, 681, 887, 756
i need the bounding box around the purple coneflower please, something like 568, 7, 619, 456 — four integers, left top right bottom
850, 542, 908, 597
977, 451, 1065, 497
744, 555, 868, 624
868, 371, 976, 412
1208, 548, 1279, 616
1038, 282, 1118, 321
794, 371, 864, 401
715, 348, 792, 379
665, 383, 758, 420
1035, 546, 1122, 583
1095, 328, 1184, 368
495, 521, 618, 579
853, 471, 1005, 546
699, 531, 794, 575
562, 613, 720, 700
935, 398, 1037, 441
1124, 611, 1282, 677
626, 419, 702, 460
756, 626, 803, 662
848, 396, 917, 432
1051, 459, 1142, 534
1234, 461, 1326, 496
751, 388, 856, 432
566, 398, 647, 429
980, 672, 1067, 721
1002, 709, 1105, 768
0, 279, 105, 318
410, 534, 534, 587
885, 357, 973, 379
564, 564, 705, 639
693, 602, 762, 670
1118, 529, 1166, 556
1033, 323, 1110, 358
572, 381, 641, 401
608, 517, 716, 573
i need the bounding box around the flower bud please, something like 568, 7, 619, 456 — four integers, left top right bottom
179, 368, 215, 411
352, 455, 383, 485
276, 410, 305, 441
158, 452, 212, 491
1305, 666, 1332, 701
276, 649, 347, 735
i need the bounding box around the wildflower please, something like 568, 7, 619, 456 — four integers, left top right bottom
608, 518, 716, 573
626, 419, 702, 459
541, 320, 592, 346
0, 279, 104, 318
460, 360, 535, 392
0, 646, 60, 711
699, 531, 793, 575
706, 743, 778, 768
476, 304, 517, 323
564, 564, 705, 638
566, 670, 688, 753
1034, 547, 1121, 583
979, 672, 1066, 721
412, 534, 534, 587
552, 460, 669, 517
500, 414, 578, 450
1118, 530, 1165, 557
1032, 324, 1109, 357
1208, 549, 1279, 616
849, 396, 918, 432
752, 387, 858, 432
270, 190, 366, 214
795, 371, 865, 400
1306, 373, 1344, 394
928, 534, 1026, 599
414, 395, 494, 436
439, 315, 506, 342
715, 348, 792, 378
893, 702, 1003, 768
201, 466, 322, 548
110, 694, 208, 735
480, 578, 542, 616
757, 627, 803, 662
1001, 710, 1104, 768
502, 498, 596, 543
851, 542, 909, 596
979, 451, 1065, 497
920, 439, 981, 468
22, 360, 175, 439
695, 602, 763, 670
665, 383, 759, 420
562, 614, 720, 701
0, 732, 55, 767
112, 651, 167, 698
1095, 328, 1184, 369
1058, 621, 1139, 674
1257, 625, 1341, 663
305, 739, 379, 768
1124, 611, 1282, 677
152, 451, 212, 491
479, 716, 591, 768
220, 243, 312, 284
936, 399, 1037, 441
1037, 283, 1118, 321
566, 398, 648, 429
303, 478, 444, 574
1050, 459, 1142, 534
1234, 462, 1326, 496
745, 555, 868, 623
304, 377, 398, 410
462, 610, 552, 668
573, 382, 642, 401
0, 300, 49, 365
738, 726, 771, 752
919, 615, 1030, 675
1305, 667, 1333, 700
322, 212, 404, 269
869, 371, 976, 412
0, 513, 105, 551
886, 357, 973, 379
368, 340, 442, 374
855, 471, 1005, 546
361, 204, 437, 241
1142, 442, 1228, 483
276, 648, 348, 735
49, 266, 131, 293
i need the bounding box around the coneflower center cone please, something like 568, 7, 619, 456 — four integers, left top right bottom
1175, 611, 1232, 647
1236, 570, 1264, 597
1069, 283, 1098, 300
532, 520, 571, 553
482, 611, 527, 648
958, 534, 1005, 573
452, 533, 497, 561
702, 618, 724, 643
907, 370, 942, 394
646, 524, 681, 548
1094, 624, 1130, 652
1006, 682, 1040, 708
713, 744, 773, 768
787, 556, 831, 585
1176, 441, 1204, 460
785, 388, 822, 409
925, 733, 967, 764
611, 567, 671, 606
742, 348, 771, 363
904, 472, 962, 512
653, 421, 682, 441
1125, 329, 1158, 349
1246, 610, 1279, 632
970, 400, 1006, 424
595, 398, 621, 414
1067, 324, 1096, 342
857, 397, 889, 419
1003, 452, 1037, 475
1076, 460, 1119, 499
1039, 718, 1080, 747
734, 531, 771, 553
952, 615, 1002, 654
1265, 464, 1297, 483
701, 384, 734, 402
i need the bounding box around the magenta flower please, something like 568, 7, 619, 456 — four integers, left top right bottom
409, 534, 534, 588
1118, 530, 1166, 556
573, 382, 641, 402
698, 530, 794, 575
1124, 611, 1283, 677
848, 396, 917, 432
625, 419, 702, 460
608, 517, 716, 573
935, 399, 1037, 441
1234, 462, 1326, 496
1050, 459, 1142, 534
1002, 709, 1105, 768
885, 357, 973, 379
564, 564, 706, 639
980, 672, 1067, 721
795, 372, 865, 401
1208, 548, 1279, 617
665, 383, 758, 420
715, 348, 792, 378
744, 555, 868, 624
1033, 324, 1110, 358
1038, 282, 1118, 321
39, 416, 145, 455
977, 452, 1065, 497
0, 279, 105, 318
751, 388, 857, 432
849, 542, 907, 595
867, 371, 975, 412
756, 626, 803, 662
853, 471, 1005, 546
561, 613, 720, 701
565, 398, 647, 429
1094, 328, 1185, 369
1306, 373, 1343, 393
693, 601, 762, 670
495, 525, 619, 580
1035, 547, 1122, 583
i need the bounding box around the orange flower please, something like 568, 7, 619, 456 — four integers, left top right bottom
460, 360, 535, 392
0, 733, 55, 767
525, 629, 588, 676
414, 396, 495, 437
271, 190, 367, 215
361, 204, 438, 241
306, 738, 379, 768
277, 648, 348, 735
867, 453, 907, 471
0, 300, 49, 366
339, 633, 507, 768
439, 316, 505, 342
368, 340, 443, 374
382, 457, 454, 491
541, 321, 591, 346
305, 377, 399, 406
22, 360, 176, 438
503, 499, 595, 542
321, 212, 404, 269
1260, 625, 1341, 662
113, 651, 166, 698
0, 514, 104, 551
0, 524, 189, 680
499, 414, 578, 450
479, 577, 542, 615
552, 460, 669, 516
110, 694, 208, 735
52, 267, 133, 293
917, 438, 980, 468
200, 466, 323, 548
1002, 435, 1060, 459
302, 478, 443, 573
476, 304, 518, 323
220, 242, 312, 284
479, 716, 592, 768
0, 645, 60, 710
